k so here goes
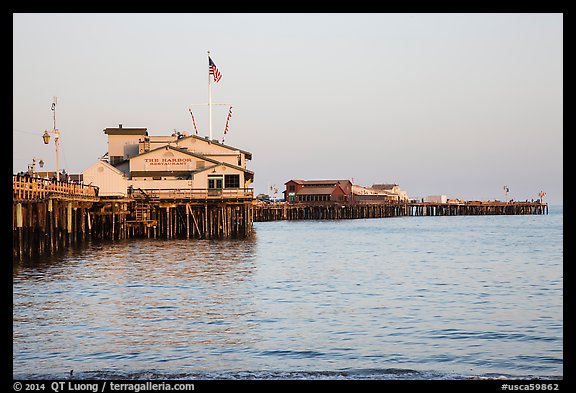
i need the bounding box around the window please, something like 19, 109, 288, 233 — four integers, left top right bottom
208, 175, 223, 189
224, 174, 240, 188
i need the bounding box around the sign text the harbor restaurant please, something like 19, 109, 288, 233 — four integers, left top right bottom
144, 157, 195, 166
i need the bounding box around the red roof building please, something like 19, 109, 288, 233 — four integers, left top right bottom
284, 179, 352, 203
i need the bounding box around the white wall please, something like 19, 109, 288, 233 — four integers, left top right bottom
424, 195, 447, 203
82, 161, 128, 197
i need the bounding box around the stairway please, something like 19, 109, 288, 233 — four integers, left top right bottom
134, 201, 148, 222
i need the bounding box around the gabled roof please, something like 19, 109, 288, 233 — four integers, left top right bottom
285, 179, 351, 186
371, 184, 399, 190
285, 179, 304, 185
180, 134, 252, 160
83, 159, 127, 177
132, 145, 254, 175
297, 185, 344, 195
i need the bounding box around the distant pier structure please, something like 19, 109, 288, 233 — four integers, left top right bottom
254, 179, 548, 221
253, 200, 548, 222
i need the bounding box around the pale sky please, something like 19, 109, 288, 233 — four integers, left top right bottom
13, 13, 563, 204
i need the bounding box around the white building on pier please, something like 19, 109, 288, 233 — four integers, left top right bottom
82, 125, 253, 198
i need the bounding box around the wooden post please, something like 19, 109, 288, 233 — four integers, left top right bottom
123, 203, 127, 239
204, 204, 208, 239
56, 201, 61, 252
27, 203, 33, 258
47, 199, 54, 253
79, 207, 85, 241
227, 206, 231, 238
87, 209, 92, 235
186, 203, 190, 239
243, 205, 247, 237
71, 206, 76, 244
191, 206, 201, 238
217, 207, 221, 238
118, 205, 123, 240
16, 203, 23, 260
166, 206, 170, 239
67, 202, 72, 245
173, 206, 177, 238
111, 203, 116, 240
209, 207, 213, 239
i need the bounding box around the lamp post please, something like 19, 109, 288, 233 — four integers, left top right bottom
27, 157, 44, 175
42, 97, 60, 179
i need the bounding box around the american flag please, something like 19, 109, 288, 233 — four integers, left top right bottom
209, 56, 222, 83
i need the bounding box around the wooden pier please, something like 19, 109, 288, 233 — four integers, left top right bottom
13, 175, 100, 260
253, 200, 548, 221
13, 175, 548, 261
12, 175, 254, 260
91, 193, 254, 241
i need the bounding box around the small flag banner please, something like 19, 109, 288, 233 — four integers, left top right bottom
209, 56, 222, 83
189, 108, 199, 135
222, 106, 233, 143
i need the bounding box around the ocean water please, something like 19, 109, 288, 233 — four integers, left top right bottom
12, 206, 563, 380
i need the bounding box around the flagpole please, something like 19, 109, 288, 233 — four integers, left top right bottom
208, 50, 212, 141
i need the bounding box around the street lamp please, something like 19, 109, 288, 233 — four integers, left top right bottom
42, 97, 60, 178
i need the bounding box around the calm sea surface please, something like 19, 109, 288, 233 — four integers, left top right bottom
13, 206, 563, 380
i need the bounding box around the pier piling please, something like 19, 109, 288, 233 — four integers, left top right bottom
13, 175, 547, 260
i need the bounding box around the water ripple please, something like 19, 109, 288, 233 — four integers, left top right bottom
13, 207, 563, 379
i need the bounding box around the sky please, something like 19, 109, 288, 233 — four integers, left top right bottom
13, 13, 563, 204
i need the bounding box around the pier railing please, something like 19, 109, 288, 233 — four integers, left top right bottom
13, 174, 99, 201
131, 187, 254, 201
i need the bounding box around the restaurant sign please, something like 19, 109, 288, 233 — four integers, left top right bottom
144, 157, 195, 166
